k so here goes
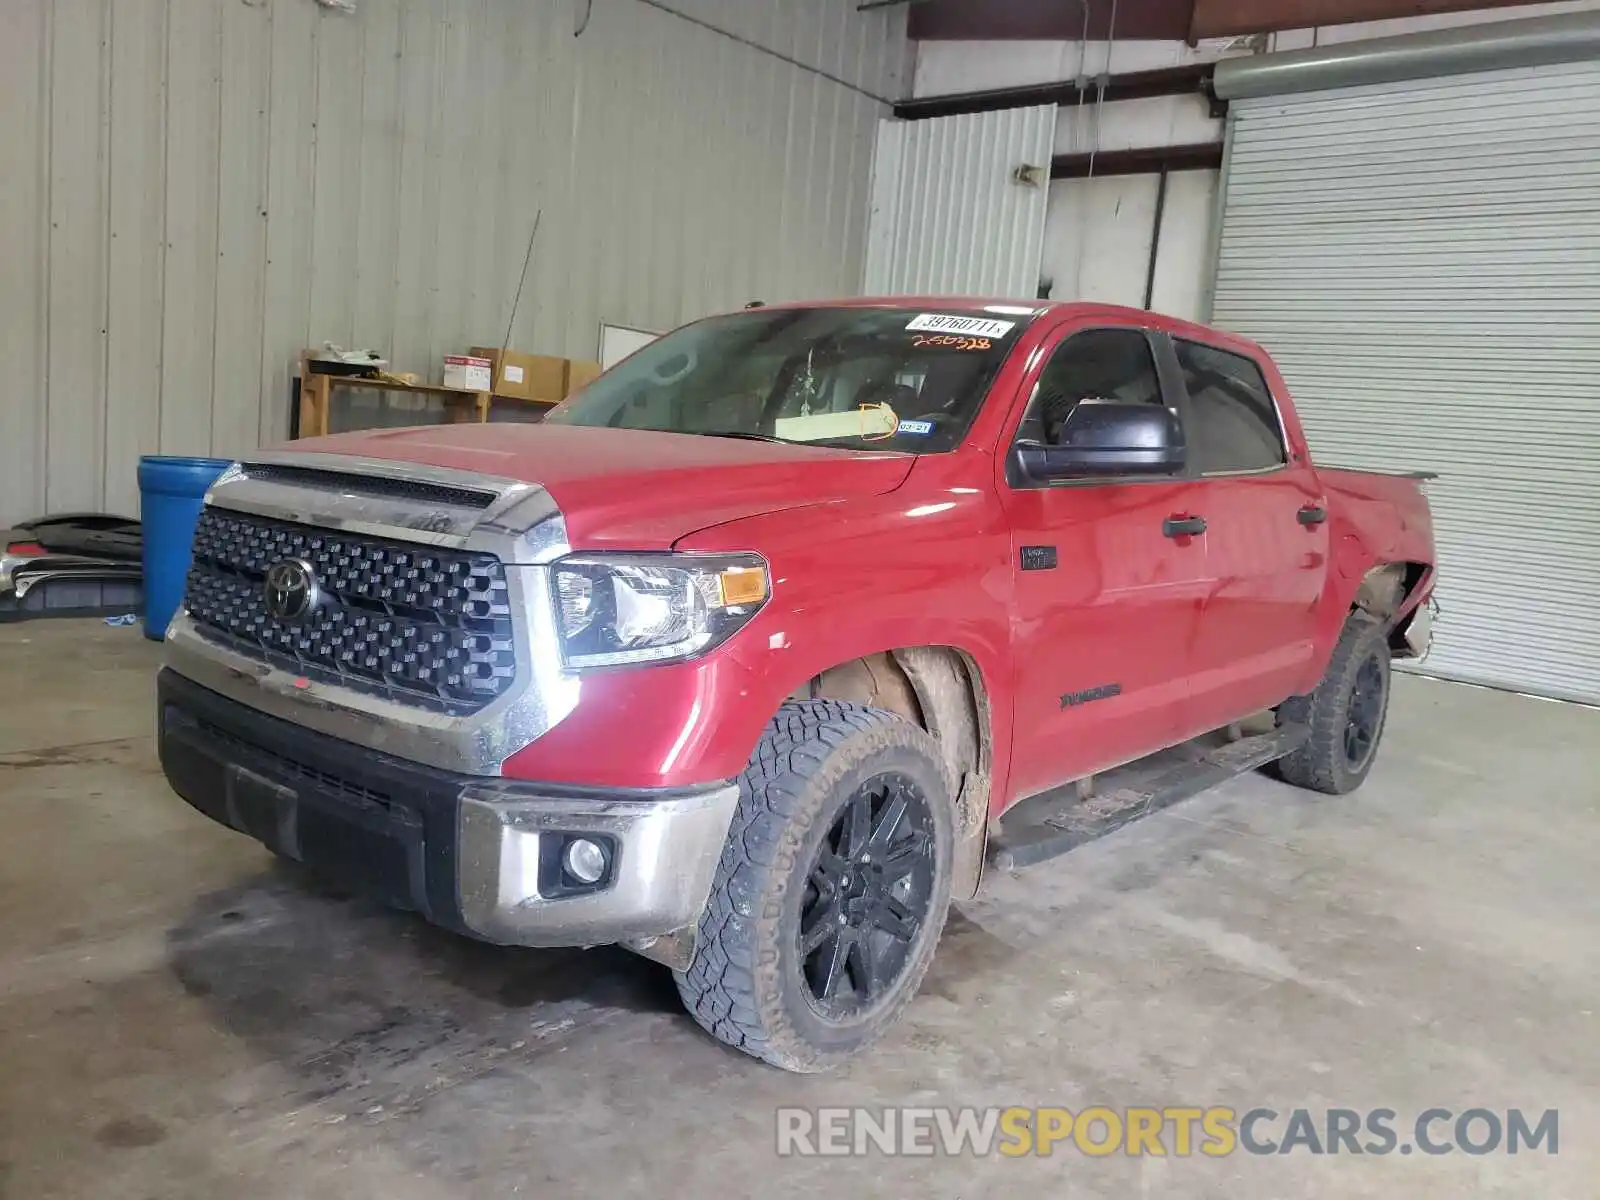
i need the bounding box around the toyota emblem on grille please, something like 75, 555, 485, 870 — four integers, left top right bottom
263, 559, 321, 623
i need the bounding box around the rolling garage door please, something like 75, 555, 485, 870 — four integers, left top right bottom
1211, 60, 1600, 704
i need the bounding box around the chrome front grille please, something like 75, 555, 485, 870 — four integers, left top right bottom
185, 507, 517, 714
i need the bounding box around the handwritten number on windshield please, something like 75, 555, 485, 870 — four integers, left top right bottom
911, 334, 992, 351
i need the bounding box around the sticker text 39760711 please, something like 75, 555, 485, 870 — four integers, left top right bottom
906, 313, 1016, 339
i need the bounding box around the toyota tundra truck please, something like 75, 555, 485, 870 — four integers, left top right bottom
158, 299, 1436, 1071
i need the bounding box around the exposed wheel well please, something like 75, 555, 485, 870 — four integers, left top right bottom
1351, 561, 1431, 650
797, 647, 993, 899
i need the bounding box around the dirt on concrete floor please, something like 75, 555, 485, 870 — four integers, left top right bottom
1, 620, 1596, 1199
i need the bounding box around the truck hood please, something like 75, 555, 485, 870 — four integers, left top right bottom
299, 422, 915, 548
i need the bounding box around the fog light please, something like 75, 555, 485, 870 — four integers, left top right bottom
563, 837, 608, 885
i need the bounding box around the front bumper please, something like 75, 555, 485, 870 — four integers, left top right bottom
157, 669, 738, 948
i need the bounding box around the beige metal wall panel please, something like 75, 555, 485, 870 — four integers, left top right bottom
0, 0, 905, 523
257, 0, 318, 449
349, 0, 404, 358
385, 0, 442, 391
45, 0, 112, 513
863, 105, 1056, 298
0, 0, 50, 523
104, 0, 168, 514
213, 0, 273, 462
307, 0, 366, 356
159, 0, 222, 461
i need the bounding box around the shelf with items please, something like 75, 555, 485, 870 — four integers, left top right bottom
294, 353, 558, 439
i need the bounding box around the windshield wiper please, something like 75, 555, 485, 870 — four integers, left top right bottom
692, 430, 891, 450
805, 435, 880, 447
693, 430, 790, 444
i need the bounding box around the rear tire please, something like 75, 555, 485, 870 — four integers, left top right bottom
1276, 613, 1392, 795
675, 700, 954, 1072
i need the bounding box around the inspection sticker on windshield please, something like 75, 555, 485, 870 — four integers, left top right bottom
907, 313, 1015, 339
897, 419, 935, 436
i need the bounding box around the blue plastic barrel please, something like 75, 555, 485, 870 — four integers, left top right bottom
137, 455, 232, 641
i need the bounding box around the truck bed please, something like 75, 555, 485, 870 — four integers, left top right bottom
1320, 466, 1434, 563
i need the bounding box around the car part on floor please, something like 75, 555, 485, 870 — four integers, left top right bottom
1, 514, 144, 621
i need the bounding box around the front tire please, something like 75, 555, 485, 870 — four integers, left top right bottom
675, 700, 954, 1072
1276, 613, 1392, 794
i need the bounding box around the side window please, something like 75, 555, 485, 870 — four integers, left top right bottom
1175, 340, 1286, 474
1021, 329, 1164, 445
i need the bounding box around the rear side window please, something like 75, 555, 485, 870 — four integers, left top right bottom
1175, 339, 1286, 474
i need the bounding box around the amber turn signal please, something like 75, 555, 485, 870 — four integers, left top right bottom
718, 566, 769, 607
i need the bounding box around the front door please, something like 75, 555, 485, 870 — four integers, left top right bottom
1000, 326, 1210, 801
1165, 336, 1329, 736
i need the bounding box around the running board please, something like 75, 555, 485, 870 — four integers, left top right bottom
988, 723, 1310, 872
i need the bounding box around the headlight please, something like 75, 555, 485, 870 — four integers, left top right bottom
550, 553, 770, 668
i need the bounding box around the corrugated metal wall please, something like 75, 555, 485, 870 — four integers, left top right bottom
862, 105, 1055, 297
1212, 64, 1600, 703
0, 0, 907, 522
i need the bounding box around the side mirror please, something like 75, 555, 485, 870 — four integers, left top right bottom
1014, 401, 1185, 482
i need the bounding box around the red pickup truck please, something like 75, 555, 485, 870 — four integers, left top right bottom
159, 299, 1435, 1071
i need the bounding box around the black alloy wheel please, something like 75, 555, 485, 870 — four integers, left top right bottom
1274, 612, 1393, 796
676, 700, 955, 1071
1344, 652, 1386, 769
796, 772, 936, 1019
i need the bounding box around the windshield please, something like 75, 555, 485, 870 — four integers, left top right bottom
544, 306, 1034, 453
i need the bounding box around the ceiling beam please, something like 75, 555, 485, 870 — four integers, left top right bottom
1191, 0, 1562, 39
895, 63, 1220, 120
1050, 142, 1223, 178
909, 0, 1195, 41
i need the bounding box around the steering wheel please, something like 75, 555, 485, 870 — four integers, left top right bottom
651, 348, 698, 386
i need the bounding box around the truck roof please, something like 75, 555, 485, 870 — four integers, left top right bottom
742, 295, 1270, 360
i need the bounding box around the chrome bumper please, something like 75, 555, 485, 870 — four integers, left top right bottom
158, 668, 738, 956
456, 783, 740, 947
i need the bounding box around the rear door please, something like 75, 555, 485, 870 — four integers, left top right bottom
999, 324, 1211, 801
1165, 336, 1329, 737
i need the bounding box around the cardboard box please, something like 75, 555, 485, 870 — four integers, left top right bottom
469, 347, 522, 397
471, 347, 567, 402
442, 354, 492, 392
565, 358, 603, 396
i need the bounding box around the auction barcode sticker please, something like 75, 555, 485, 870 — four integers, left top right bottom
906, 313, 1016, 339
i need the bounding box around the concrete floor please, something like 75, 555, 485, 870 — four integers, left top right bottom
1, 620, 1596, 1199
